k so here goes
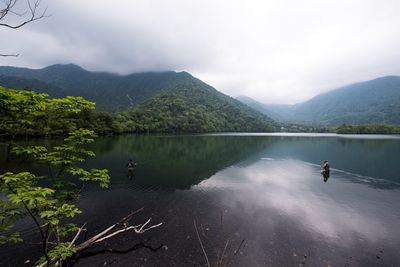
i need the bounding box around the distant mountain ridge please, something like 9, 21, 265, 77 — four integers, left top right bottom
238, 76, 400, 125
0, 64, 277, 132
0, 64, 193, 111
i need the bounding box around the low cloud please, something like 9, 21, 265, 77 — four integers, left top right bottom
1, 0, 400, 104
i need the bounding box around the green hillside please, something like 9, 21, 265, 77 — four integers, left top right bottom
117, 80, 276, 133
238, 76, 400, 125
0, 75, 67, 97
0, 64, 196, 111
0, 65, 277, 133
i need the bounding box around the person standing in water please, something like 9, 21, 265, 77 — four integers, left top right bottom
321, 160, 330, 182
126, 159, 137, 179
127, 159, 136, 171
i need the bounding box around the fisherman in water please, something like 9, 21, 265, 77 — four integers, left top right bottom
126, 159, 137, 179
127, 159, 136, 170
321, 160, 330, 182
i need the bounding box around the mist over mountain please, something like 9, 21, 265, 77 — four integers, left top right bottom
238, 76, 400, 125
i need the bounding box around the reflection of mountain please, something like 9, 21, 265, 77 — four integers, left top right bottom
88, 135, 274, 189
2, 134, 399, 190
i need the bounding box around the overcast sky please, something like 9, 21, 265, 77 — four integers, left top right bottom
1, 0, 400, 104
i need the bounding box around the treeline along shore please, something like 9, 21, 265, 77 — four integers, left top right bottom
1, 86, 399, 138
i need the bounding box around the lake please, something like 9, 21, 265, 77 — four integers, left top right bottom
1, 133, 400, 266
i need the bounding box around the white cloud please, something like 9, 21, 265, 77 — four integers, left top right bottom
1, 0, 400, 103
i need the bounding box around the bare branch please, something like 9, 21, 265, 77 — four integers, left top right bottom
93, 220, 163, 244
75, 223, 118, 250
0, 0, 48, 29
1, 0, 49, 56
0, 0, 17, 20
35, 208, 163, 267
0, 53, 19, 56
68, 223, 87, 249
93, 224, 142, 244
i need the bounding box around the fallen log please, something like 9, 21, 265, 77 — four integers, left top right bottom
36, 208, 163, 267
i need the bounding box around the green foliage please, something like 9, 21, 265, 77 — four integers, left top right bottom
336, 124, 400, 134
58, 223, 79, 237
48, 242, 77, 260
1, 128, 110, 262
0, 200, 23, 245
37, 243, 77, 265
74, 109, 120, 135
0, 88, 110, 263
0, 86, 95, 136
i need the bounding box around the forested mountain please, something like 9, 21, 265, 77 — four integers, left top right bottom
0, 64, 197, 111
118, 79, 276, 133
0, 75, 67, 97
0, 64, 277, 133
238, 76, 400, 125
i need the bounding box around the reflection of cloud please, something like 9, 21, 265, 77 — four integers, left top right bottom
194, 159, 400, 244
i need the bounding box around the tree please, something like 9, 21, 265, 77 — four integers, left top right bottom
0, 0, 48, 56
0, 86, 95, 137
1, 129, 110, 263
0, 87, 162, 266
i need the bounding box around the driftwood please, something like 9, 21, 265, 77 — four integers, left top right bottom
36, 208, 163, 267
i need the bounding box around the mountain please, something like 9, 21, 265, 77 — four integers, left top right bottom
236, 96, 291, 121
0, 75, 67, 97
0, 64, 277, 133
0, 64, 199, 111
120, 77, 276, 133
237, 76, 400, 125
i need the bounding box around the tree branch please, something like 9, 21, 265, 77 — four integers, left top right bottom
0, 0, 48, 29
68, 223, 86, 249
35, 208, 163, 267
0, 0, 49, 57
0, 53, 19, 57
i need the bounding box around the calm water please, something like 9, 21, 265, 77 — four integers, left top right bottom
1, 133, 400, 266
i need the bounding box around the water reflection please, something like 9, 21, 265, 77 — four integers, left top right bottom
1, 134, 400, 266
85, 135, 275, 189
322, 172, 330, 182
87, 134, 400, 190
195, 159, 400, 264
127, 169, 135, 179
2, 134, 400, 190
